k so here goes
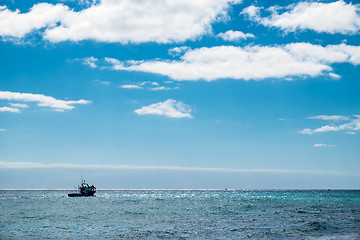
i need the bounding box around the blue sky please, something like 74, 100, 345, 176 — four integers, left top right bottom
0, 0, 359, 189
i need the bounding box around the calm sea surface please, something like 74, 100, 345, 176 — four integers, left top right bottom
0, 190, 359, 239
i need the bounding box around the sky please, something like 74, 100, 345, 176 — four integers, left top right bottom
0, 0, 359, 189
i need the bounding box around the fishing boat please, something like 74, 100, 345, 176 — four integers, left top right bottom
68, 179, 96, 197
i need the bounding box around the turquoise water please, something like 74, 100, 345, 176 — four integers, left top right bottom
1, 190, 360, 239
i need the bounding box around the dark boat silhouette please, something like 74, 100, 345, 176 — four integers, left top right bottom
68, 179, 96, 197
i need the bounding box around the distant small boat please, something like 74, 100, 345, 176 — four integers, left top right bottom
68, 179, 96, 197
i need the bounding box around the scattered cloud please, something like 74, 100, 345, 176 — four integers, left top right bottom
103, 43, 360, 81
149, 86, 172, 91
93, 79, 111, 86
0, 0, 241, 43
242, 1, 360, 35
0, 91, 91, 112
300, 115, 360, 134
81, 56, 98, 68
168, 46, 191, 56
216, 30, 255, 41
0, 161, 355, 176
329, 73, 341, 80
9, 103, 29, 108
0, 129, 7, 132
313, 143, 336, 147
0, 106, 20, 113
346, 132, 356, 135
134, 99, 193, 119
307, 115, 349, 121
119, 84, 143, 89
119, 81, 176, 91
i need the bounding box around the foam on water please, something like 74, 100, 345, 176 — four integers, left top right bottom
1, 190, 359, 239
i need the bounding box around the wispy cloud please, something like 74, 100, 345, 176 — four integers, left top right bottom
103, 43, 360, 81
0, 129, 7, 132
307, 115, 349, 121
9, 103, 29, 108
93, 79, 111, 86
134, 99, 193, 119
0, 106, 20, 113
119, 84, 143, 89
242, 1, 360, 35
81, 56, 98, 68
119, 81, 176, 91
0, 91, 91, 112
0, 161, 356, 176
216, 30, 255, 41
313, 143, 336, 148
300, 115, 360, 134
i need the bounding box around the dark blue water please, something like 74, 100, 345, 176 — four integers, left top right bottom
1, 190, 359, 239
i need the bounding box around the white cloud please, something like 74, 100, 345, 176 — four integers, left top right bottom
313, 143, 335, 147
0, 91, 91, 111
0, 129, 7, 132
0, 107, 20, 113
329, 73, 341, 80
299, 128, 313, 135
0, 161, 353, 176
242, 1, 360, 34
216, 30, 255, 41
134, 99, 193, 119
168, 46, 191, 56
82, 56, 98, 68
103, 43, 360, 81
0, 3, 69, 38
119, 81, 176, 91
45, 0, 240, 43
307, 115, 349, 121
300, 115, 360, 134
149, 86, 172, 91
346, 132, 356, 135
0, 0, 240, 43
94, 79, 111, 86
119, 84, 143, 89
9, 103, 29, 108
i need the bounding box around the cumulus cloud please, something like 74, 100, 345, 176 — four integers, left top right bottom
134, 99, 192, 119
0, 91, 91, 112
300, 115, 360, 134
103, 43, 360, 81
0, 107, 20, 113
216, 30, 255, 41
0, 3, 69, 38
242, 1, 360, 34
0, 0, 241, 43
313, 143, 335, 147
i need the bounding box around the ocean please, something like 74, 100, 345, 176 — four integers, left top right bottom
0, 190, 359, 239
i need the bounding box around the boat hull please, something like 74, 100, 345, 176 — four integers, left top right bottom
68, 192, 95, 197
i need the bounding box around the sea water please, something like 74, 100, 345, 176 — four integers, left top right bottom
0, 190, 359, 239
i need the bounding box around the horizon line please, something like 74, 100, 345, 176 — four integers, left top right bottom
0, 161, 359, 176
